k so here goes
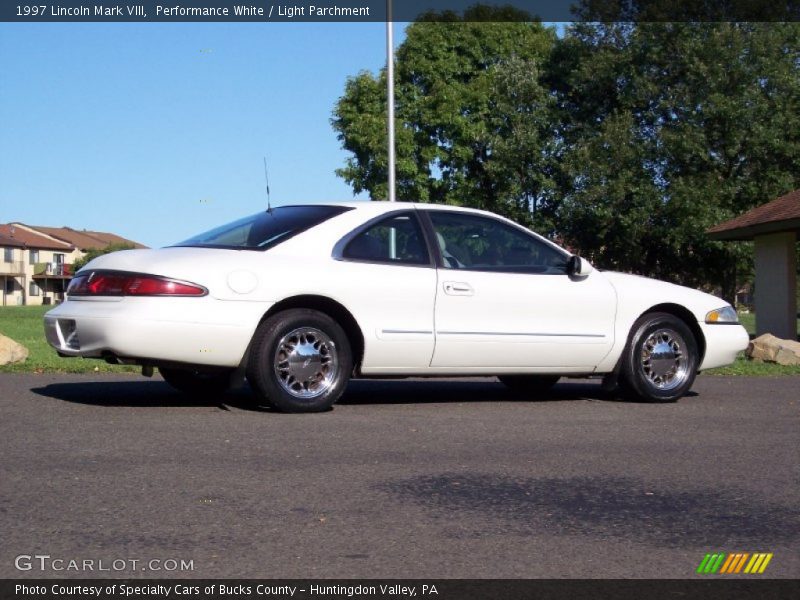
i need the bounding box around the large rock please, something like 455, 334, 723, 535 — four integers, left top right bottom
746, 333, 800, 366
0, 334, 28, 365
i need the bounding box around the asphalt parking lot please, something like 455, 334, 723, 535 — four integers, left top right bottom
1, 373, 798, 579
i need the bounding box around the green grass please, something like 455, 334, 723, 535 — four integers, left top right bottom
736, 311, 800, 337
738, 312, 756, 335
0, 306, 135, 374
703, 353, 800, 376
1, 306, 797, 376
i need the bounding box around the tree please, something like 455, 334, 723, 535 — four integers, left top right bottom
548, 22, 800, 297
485, 55, 561, 231
331, 6, 556, 227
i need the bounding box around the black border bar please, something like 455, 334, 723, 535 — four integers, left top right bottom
3, 579, 800, 600
2, 1, 799, 22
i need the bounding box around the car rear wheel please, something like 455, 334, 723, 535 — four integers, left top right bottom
620, 312, 698, 403
498, 375, 560, 395
159, 367, 232, 396
247, 309, 352, 413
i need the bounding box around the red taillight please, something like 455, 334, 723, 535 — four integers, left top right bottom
67, 272, 205, 297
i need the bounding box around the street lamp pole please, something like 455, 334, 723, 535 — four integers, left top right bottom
386, 0, 396, 203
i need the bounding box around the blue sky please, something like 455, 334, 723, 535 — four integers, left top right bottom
0, 23, 404, 248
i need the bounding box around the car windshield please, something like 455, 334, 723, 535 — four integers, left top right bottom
172, 205, 351, 250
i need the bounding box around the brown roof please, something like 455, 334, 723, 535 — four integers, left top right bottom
82, 230, 148, 249
0, 232, 26, 248
26, 226, 147, 250
708, 189, 800, 241
0, 224, 73, 251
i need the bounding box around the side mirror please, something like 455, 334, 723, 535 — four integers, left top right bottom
567, 255, 594, 277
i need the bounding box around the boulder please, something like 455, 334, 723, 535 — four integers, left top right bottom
0, 334, 29, 365
746, 333, 800, 366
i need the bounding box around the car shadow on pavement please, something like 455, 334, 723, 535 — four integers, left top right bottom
30, 377, 666, 410
30, 379, 266, 412
339, 378, 627, 405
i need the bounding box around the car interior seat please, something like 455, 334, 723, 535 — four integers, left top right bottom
436, 232, 468, 268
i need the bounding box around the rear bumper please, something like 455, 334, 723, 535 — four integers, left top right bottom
44, 297, 271, 367
698, 322, 750, 370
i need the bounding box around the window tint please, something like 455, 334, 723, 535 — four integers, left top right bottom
343, 213, 429, 265
173, 205, 350, 250
428, 212, 569, 274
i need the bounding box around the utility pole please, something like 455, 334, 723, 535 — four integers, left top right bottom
386, 0, 396, 203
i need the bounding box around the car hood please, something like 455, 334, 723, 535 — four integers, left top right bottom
601, 271, 730, 321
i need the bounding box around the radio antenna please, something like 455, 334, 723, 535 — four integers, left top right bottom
263, 156, 272, 213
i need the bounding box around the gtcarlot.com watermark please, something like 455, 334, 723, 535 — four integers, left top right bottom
15, 554, 194, 573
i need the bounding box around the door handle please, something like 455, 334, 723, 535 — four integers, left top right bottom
443, 281, 474, 296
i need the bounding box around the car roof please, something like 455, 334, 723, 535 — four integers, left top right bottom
259, 200, 570, 260
275, 201, 500, 217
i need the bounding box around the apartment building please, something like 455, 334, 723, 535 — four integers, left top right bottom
0, 223, 145, 306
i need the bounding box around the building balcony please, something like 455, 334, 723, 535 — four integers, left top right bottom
0, 261, 26, 276
33, 262, 73, 278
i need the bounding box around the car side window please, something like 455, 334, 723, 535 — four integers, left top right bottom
342, 212, 429, 266
428, 212, 569, 274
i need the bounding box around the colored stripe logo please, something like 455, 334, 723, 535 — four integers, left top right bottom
697, 552, 773, 574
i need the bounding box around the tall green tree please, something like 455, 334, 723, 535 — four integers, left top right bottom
331, 6, 556, 225
549, 22, 799, 296
485, 55, 562, 230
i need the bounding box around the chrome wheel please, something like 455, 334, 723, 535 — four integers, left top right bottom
639, 328, 689, 391
273, 327, 339, 399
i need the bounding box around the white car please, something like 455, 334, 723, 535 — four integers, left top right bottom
44, 202, 749, 412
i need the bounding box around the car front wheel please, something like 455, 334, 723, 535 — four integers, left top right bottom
247, 309, 352, 413
620, 312, 698, 403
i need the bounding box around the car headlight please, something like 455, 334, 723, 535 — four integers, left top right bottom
705, 306, 739, 324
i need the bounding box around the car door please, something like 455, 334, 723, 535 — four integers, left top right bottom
332, 210, 437, 372
424, 210, 617, 370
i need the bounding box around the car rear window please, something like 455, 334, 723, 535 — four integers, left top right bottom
172, 205, 351, 250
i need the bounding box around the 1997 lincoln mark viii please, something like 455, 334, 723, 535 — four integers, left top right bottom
45, 203, 748, 412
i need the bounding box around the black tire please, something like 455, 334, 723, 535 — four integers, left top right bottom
160, 367, 232, 396
246, 309, 352, 413
498, 375, 560, 395
619, 312, 699, 403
